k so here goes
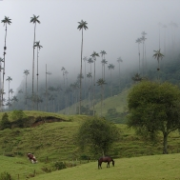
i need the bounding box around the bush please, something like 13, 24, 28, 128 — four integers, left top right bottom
0, 172, 13, 180
54, 161, 66, 170
0, 113, 11, 130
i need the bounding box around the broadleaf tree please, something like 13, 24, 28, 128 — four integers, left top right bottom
127, 80, 180, 154
76, 117, 120, 157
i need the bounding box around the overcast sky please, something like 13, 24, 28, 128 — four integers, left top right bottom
0, 0, 180, 100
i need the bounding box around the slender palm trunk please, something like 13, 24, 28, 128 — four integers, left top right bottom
25, 75, 28, 106
45, 64, 48, 111
93, 60, 96, 116
36, 48, 39, 110
2, 24, 8, 110
138, 43, 140, 74
32, 23, 36, 109
79, 29, 83, 115
118, 62, 120, 92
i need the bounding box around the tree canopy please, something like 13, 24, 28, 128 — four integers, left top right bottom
127, 80, 180, 154
76, 117, 120, 157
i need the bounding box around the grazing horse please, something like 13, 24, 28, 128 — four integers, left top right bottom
98, 156, 115, 169
27, 153, 37, 163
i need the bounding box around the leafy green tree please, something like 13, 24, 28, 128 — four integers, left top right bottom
77, 20, 88, 115
0, 113, 11, 130
30, 15, 40, 108
76, 117, 120, 157
127, 81, 180, 154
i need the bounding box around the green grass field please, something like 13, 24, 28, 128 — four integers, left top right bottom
25, 153, 180, 180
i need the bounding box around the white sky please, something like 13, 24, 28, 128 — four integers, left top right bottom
0, 0, 180, 100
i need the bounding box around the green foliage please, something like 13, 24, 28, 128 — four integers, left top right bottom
105, 108, 126, 123
0, 172, 13, 180
54, 161, 66, 170
10, 110, 28, 128
76, 117, 120, 157
0, 113, 11, 130
127, 81, 180, 153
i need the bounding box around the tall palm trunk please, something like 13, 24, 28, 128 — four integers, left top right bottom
138, 43, 140, 74
32, 23, 36, 109
36, 47, 39, 110
93, 61, 96, 115
2, 24, 8, 110
25, 75, 28, 107
79, 29, 83, 115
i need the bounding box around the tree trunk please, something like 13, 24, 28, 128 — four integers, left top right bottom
163, 132, 168, 154
32, 23, 36, 110
79, 29, 83, 115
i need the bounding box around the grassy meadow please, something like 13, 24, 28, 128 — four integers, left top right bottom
7, 153, 179, 180
0, 111, 180, 179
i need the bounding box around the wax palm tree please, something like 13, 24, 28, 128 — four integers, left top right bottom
24, 70, 30, 105
6, 76, 12, 101
100, 50, 107, 78
34, 41, 43, 110
0, 57, 4, 110
153, 49, 164, 80
108, 64, 115, 96
91, 51, 99, 115
83, 56, 87, 98
30, 15, 40, 108
117, 57, 123, 92
140, 33, 147, 76
61, 67, 66, 88
45, 64, 51, 111
1, 16, 12, 106
77, 20, 88, 114
9, 88, 13, 99
101, 59, 108, 80
135, 38, 141, 73
97, 78, 106, 117
132, 73, 142, 83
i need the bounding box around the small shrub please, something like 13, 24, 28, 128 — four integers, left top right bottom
41, 167, 52, 173
0, 171, 13, 180
54, 161, 66, 170
0, 113, 11, 130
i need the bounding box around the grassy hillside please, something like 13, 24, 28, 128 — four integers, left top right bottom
0, 111, 180, 162
27, 153, 180, 180
59, 88, 129, 117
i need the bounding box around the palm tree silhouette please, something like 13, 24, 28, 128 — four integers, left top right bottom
24, 70, 30, 106
100, 50, 107, 78
117, 57, 123, 92
77, 20, 88, 114
97, 78, 106, 117
140, 32, 147, 75
91, 51, 99, 115
45, 64, 51, 111
153, 49, 164, 80
6, 76, 12, 101
30, 15, 40, 108
135, 38, 141, 73
34, 41, 43, 110
101, 59, 108, 80
83, 56, 87, 98
61, 67, 66, 88
1, 16, 12, 108
0, 57, 4, 110
108, 64, 115, 96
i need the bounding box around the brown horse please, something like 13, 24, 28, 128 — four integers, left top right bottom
98, 156, 115, 169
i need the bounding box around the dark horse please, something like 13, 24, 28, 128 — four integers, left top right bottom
98, 156, 115, 169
